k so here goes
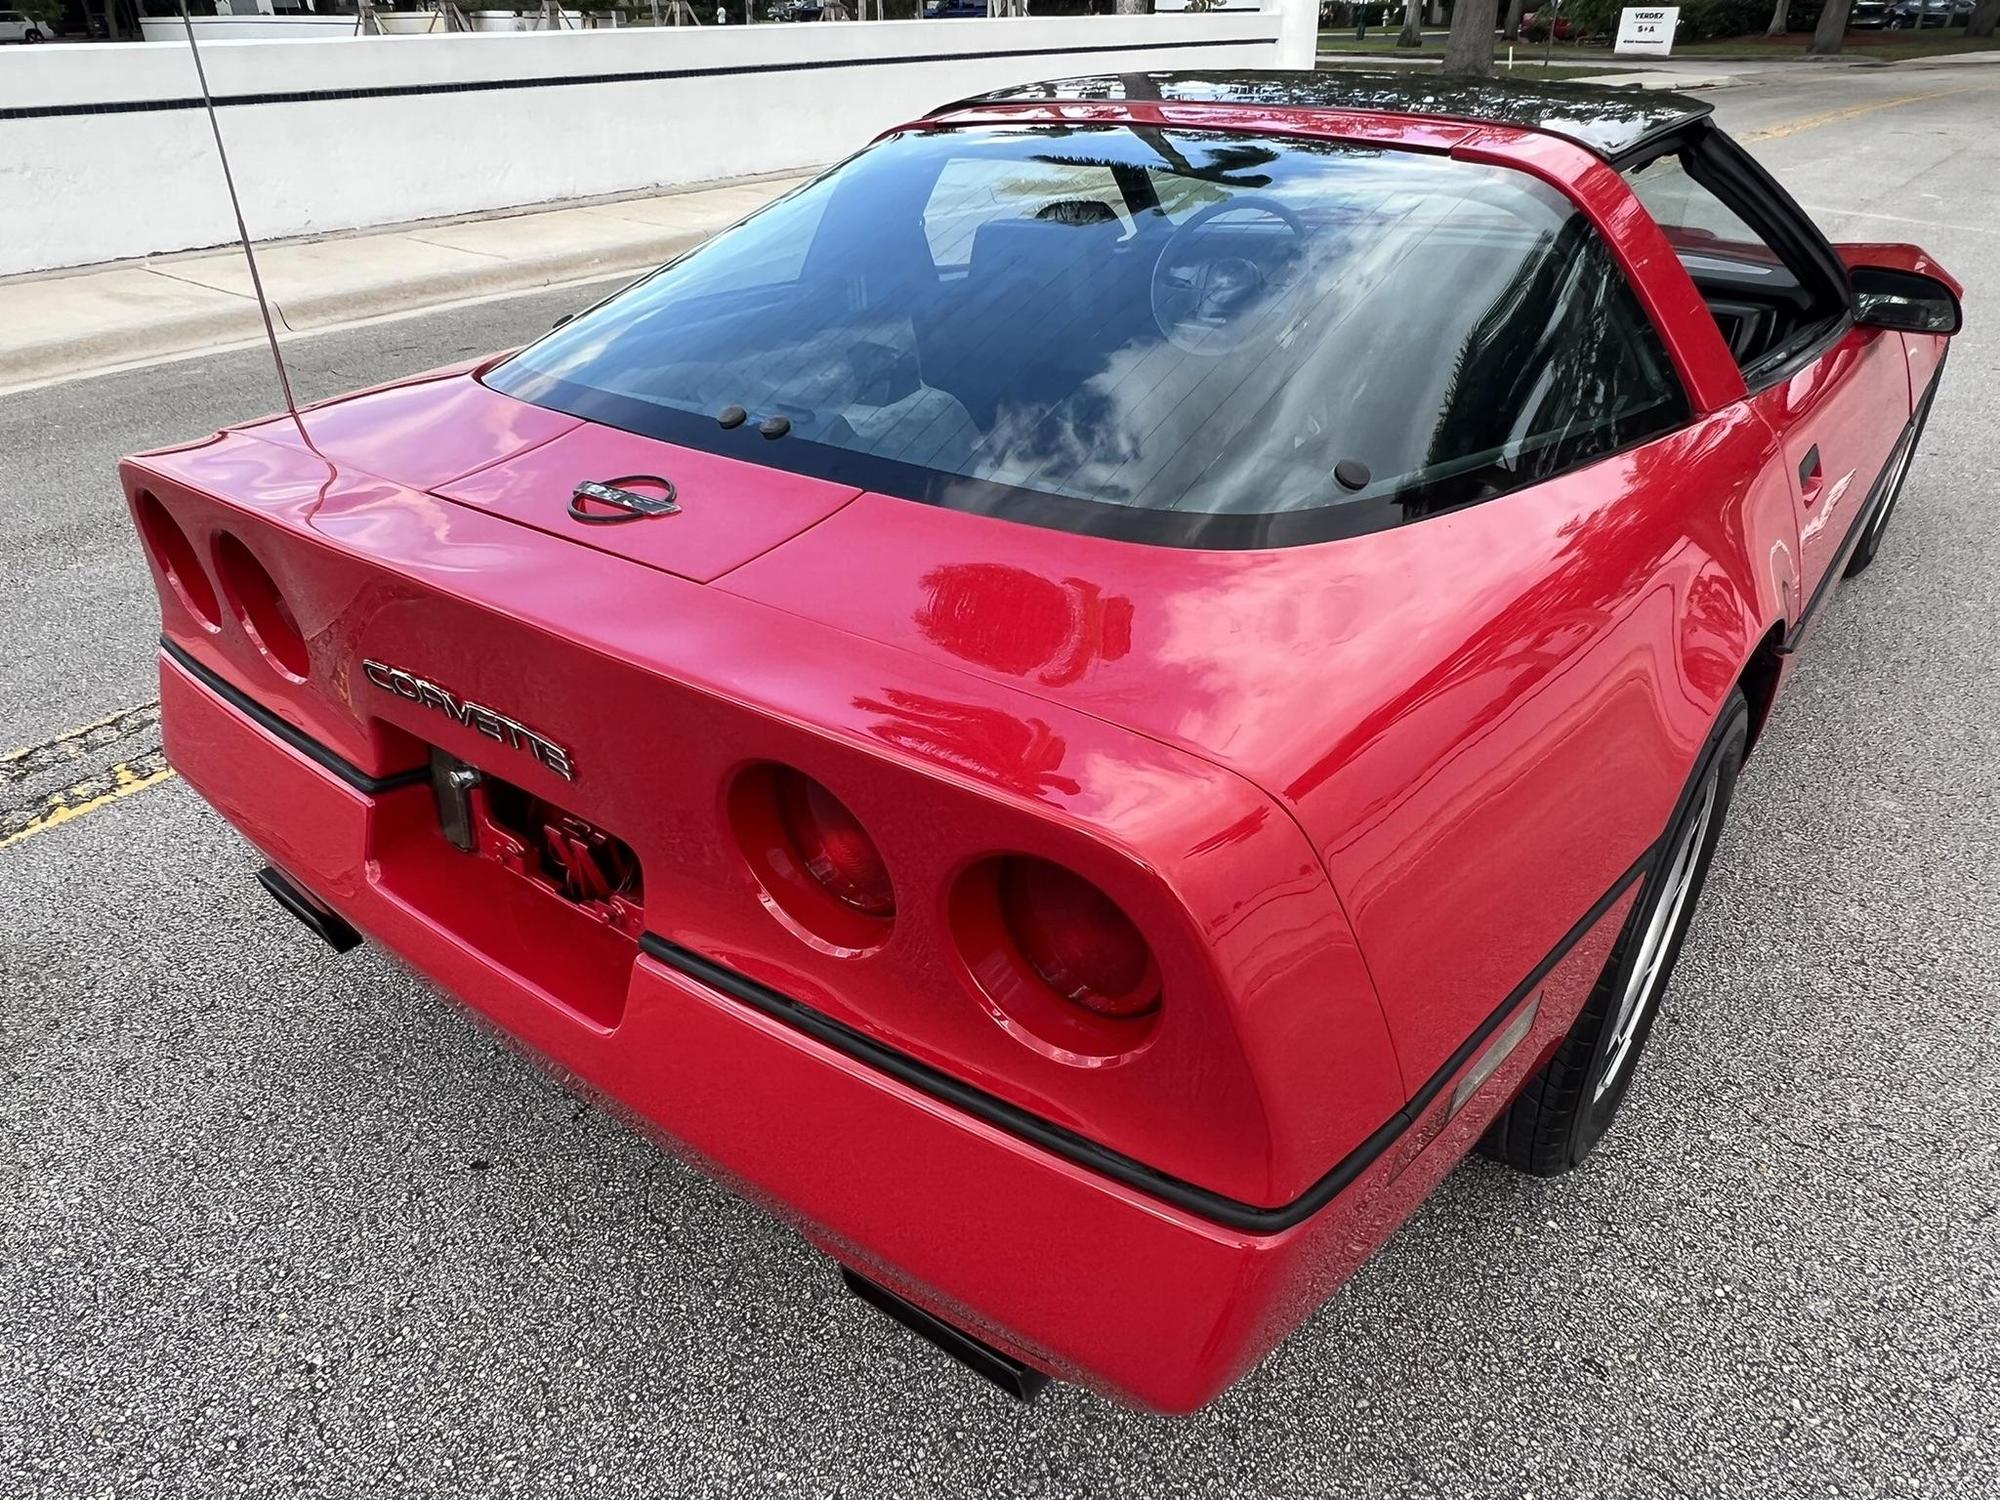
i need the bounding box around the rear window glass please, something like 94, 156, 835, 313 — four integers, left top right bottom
488, 125, 1688, 549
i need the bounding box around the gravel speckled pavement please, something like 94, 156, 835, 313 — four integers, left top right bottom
2, 65, 1996, 1500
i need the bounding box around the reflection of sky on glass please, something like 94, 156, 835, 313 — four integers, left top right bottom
498, 125, 1670, 526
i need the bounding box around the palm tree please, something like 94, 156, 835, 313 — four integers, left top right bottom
1399, 0, 1424, 45
1445, 0, 1501, 73
1809, 0, 1854, 52
1766, 0, 1789, 33
1969, 0, 1998, 35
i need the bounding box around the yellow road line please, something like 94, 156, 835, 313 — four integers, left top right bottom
2, 698, 162, 784
0, 752, 177, 851
1741, 86, 1978, 143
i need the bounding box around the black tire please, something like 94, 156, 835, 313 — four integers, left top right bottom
23, 28, 42, 41
1480, 690, 1749, 1177
1845, 362, 1941, 578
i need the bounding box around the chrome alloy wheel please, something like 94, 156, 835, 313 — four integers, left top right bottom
1593, 771, 1719, 1102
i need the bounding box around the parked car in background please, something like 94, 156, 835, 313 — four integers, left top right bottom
1887, 0, 1969, 25
925, 0, 989, 14
0, 9, 50, 40
1521, 8, 1586, 39
1847, 0, 1895, 26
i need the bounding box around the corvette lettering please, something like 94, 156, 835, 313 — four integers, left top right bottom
360, 660, 575, 781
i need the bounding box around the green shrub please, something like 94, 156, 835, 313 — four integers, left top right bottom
1563, 0, 1621, 36
1785, 0, 1825, 31
1674, 0, 1787, 38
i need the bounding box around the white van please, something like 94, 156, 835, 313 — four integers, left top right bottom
0, 10, 51, 40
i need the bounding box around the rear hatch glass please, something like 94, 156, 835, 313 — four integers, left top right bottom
485, 122, 1688, 549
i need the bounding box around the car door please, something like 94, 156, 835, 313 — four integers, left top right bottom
1623, 132, 1912, 620
1751, 322, 1909, 610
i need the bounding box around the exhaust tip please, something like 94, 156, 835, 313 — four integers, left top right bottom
839, 1266, 1051, 1402
257, 866, 362, 954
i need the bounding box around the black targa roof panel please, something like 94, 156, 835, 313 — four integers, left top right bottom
939, 70, 1715, 162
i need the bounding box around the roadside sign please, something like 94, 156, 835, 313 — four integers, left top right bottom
1614, 6, 1679, 55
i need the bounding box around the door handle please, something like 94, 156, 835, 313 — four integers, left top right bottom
1798, 444, 1824, 505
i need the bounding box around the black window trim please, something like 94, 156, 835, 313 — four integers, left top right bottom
1619, 119, 1857, 396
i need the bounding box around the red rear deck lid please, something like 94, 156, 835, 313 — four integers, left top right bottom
436, 422, 863, 585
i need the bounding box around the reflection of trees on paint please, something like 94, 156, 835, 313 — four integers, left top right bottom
855, 688, 1082, 801
915, 563, 1134, 688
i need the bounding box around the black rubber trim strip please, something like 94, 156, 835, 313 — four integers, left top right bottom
0, 38, 1271, 123
639, 847, 1654, 1235
1778, 356, 1943, 654
160, 637, 428, 797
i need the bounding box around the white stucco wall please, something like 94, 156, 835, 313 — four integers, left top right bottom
0, 9, 1311, 276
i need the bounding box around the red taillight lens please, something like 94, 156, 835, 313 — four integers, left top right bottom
215, 531, 310, 680
775, 770, 893, 916
999, 857, 1160, 1018
136, 492, 220, 628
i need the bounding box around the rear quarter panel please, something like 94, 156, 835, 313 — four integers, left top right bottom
731, 405, 1798, 1091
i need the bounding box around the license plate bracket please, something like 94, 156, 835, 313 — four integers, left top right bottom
429, 750, 645, 939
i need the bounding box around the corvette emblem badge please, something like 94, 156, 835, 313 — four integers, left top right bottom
568, 475, 680, 525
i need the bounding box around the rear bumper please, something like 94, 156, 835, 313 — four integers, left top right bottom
159, 645, 1624, 1412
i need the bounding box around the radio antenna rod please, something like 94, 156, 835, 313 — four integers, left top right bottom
176, 0, 316, 453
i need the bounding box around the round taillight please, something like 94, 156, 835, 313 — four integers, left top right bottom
728, 765, 894, 956
774, 770, 894, 916
998, 857, 1160, 1018
215, 532, 310, 680
136, 492, 220, 629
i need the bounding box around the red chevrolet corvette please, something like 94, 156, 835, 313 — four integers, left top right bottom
123, 72, 1959, 1411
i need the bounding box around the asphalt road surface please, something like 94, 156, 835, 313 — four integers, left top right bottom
4, 64, 1997, 1500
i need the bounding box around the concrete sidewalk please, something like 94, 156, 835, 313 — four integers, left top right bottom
0, 172, 807, 393
1570, 70, 1742, 88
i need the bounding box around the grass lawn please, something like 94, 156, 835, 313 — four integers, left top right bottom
1671, 31, 2000, 60
1316, 31, 1453, 50
1318, 29, 1999, 63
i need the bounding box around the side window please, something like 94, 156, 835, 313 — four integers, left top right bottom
1625, 152, 1771, 259
921, 158, 1132, 269
1624, 150, 1844, 381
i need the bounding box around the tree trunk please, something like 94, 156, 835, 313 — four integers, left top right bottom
1765, 0, 1788, 32
1444, 0, 1499, 73
1969, 0, 1999, 35
1503, 0, 1525, 40
1808, 0, 1852, 51
1398, 0, 1423, 44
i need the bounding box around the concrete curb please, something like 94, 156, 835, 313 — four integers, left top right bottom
0, 174, 809, 393
0, 228, 693, 393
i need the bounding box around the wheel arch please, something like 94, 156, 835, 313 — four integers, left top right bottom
1736, 619, 1788, 755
